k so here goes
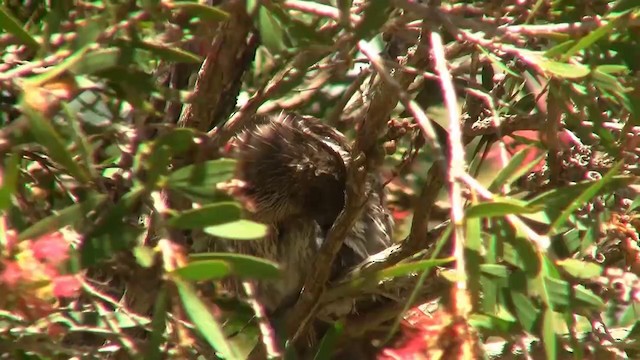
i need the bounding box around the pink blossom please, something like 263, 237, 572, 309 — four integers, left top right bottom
30, 232, 70, 264
52, 275, 81, 298
0, 261, 23, 287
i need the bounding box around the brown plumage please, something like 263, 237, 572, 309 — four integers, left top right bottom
225, 113, 393, 312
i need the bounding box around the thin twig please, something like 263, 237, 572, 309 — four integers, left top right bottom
241, 281, 281, 359
431, 30, 471, 318
357, 40, 444, 157
283, 0, 361, 23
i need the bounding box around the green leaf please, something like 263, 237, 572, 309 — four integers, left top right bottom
595, 64, 630, 75
83, 223, 144, 267
145, 287, 168, 360
168, 202, 242, 229
22, 107, 91, 184
556, 259, 602, 279
81, 188, 146, 266
544, 276, 605, 311
18, 195, 106, 241
334, 257, 454, 296
169, 2, 229, 22
173, 260, 231, 281
561, 20, 616, 61
466, 216, 482, 306
143, 143, 172, 189
479, 46, 521, 78
67, 48, 135, 75
0, 153, 20, 210
511, 291, 540, 332
189, 253, 281, 279
174, 278, 241, 360
258, 5, 287, 53
543, 308, 558, 360
129, 39, 202, 63
167, 159, 236, 199
544, 40, 577, 58
314, 322, 344, 360
61, 103, 97, 179
466, 200, 539, 218
355, 0, 391, 40
480, 264, 509, 278
24, 46, 90, 87
204, 219, 268, 240
469, 311, 517, 334
538, 59, 590, 79
527, 174, 633, 229
374, 258, 454, 280
487, 146, 544, 192
0, 6, 39, 49
154, 128, 198, 156
548, 161, 623, 233
133, 246, 156, 268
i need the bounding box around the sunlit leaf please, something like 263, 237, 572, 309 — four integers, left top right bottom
18, 195, 106, 241
22, 107, 91, 184
556, 259, 602, 279
0, 153, 20, 210
548, 161, 623, 233
466, 200, 539, 218
168, 2, 229, 22
561, 20, 616, 60
0, 6, 39, 49
204, 219, 268, 240
128, 39, 202, 63
543, 308, 558, 360
488, 146, 544, 192
189, 253, 281, 279
511, 291, 540, 332
167, 159, 236, 199
173, 260, 231, 281
258, 5, 287, 53
145, 287, 168, 360
174, 278, 242, 360
168, 202, 242, 229
538, 59, 590, 79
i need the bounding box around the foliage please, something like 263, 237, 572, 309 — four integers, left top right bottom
1, 0, 640, 359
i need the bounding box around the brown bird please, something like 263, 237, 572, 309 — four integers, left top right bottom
224, 113, 393, 313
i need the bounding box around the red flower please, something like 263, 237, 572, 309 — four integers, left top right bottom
52, 275, 81, 298
0, 261, 23, 287
30, 232, 70, 264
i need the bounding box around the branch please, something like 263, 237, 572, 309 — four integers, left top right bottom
285, 21, 442, 343
178, 0, 256, 132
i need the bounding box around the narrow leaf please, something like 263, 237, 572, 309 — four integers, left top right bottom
543, 308, 558, 360
168, 202, 242, 229
189, 253, 281, 279
549, 161, 623, 233
169, 2, 229, 22
167, 159, 235, 198
18, 195, 106, 241
556, 259, 602, 279
0, 6, 39, 49
173, 260, 231, 281
538, 59, 590, 79
205, 219, 268, 240
174, 278, 241, 360
561, 20, 616, 60
488, 146, 543, 192
466, 201, 538, 218
22, 107, 91, 184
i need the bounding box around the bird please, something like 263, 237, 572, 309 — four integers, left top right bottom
222, 112, 394, 314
